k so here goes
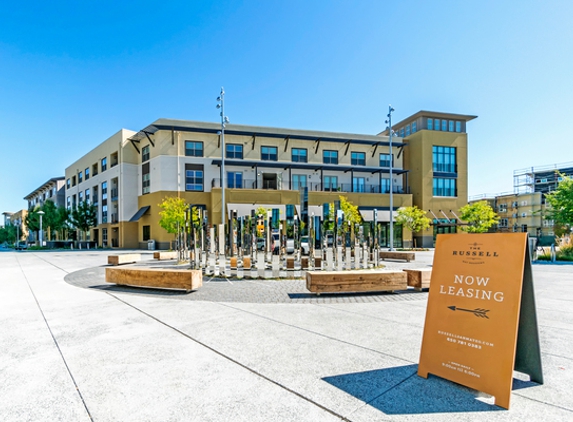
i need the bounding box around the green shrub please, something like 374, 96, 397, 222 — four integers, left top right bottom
558, 244, 573, 259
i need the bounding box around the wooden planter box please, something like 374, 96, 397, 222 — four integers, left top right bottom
108, 254, 141, 266
106, 267, 202, 292
306, 270, 407, 295
403, 268, 432, 290
153, 251, 178, 260
379, 251, 415, 262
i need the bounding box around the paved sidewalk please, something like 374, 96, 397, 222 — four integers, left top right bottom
1, 249, 572, 421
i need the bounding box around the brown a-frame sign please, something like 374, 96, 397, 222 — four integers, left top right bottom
418, 233, 543, 409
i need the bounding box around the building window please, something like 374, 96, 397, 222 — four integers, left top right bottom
433, 178, 457, 197
351, 152, 366, 166
292, 174, 307, 190
92, 186, 99, 205
142, 145, 150, 162
185, 141, 203, 157
399, 128, 405, 137
78, 171, 82, 184
92, 163, 98, 176
353, 177, 365, 192
227, 171, 242, 188
67, 196, 71, 209
142, 163, 150, 195
499, 218, 508, 228
102, 228, 108, 245
292, 148, 307, 163
101, 157, 107, 172
324, 175, 338, 191
449, 120, 454, 132
379, 153, 392, 167
323, 150, 338, 164
102, 181, 108, 202
226, 144, 243, 159
102, 204, 108, 223
72, 176, 76, 187
66, 178, 70, 189
427, 118, 433, 130
143, 226, 150, 241
79, 191, 83, 203
85, 168, 89, 181
456, 121, 462, 132
411, 121, 417, 133
433, 146, 457, 173
261, 146, 277, 161
85, 189, 90, 204
381, 178, 390, 193
441, 120, 447, 131
405, 124, 410, 136
185, 164, 204, 191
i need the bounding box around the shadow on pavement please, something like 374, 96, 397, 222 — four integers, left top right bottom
90, 284, 193, 296
322, 364, 509, 415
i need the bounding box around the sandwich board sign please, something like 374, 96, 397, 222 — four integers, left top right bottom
418, 233, 543, 409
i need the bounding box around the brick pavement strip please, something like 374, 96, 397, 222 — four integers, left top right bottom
65, 265, 429, 304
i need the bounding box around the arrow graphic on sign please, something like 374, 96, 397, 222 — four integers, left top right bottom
448, 306, 490, 319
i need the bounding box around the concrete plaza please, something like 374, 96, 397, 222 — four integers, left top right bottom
1, 248, 572, 421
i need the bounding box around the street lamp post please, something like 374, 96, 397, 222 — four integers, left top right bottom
385, 105, 395, 251
216, 88, 229, 255
37, 210, 45, 247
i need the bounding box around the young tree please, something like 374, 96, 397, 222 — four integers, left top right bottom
340, 195, 362, 227
69, 201, 98, 241
40, 201, 69, 241
159, 197, 188, 256
395, 206, 431, 248
544, 174, 573, 235
459, 201, 499, 233
25, 206, 41, 241
339, 196, 362, 246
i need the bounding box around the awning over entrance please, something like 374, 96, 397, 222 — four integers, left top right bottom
129, 206, 150, 222
359, 209, 394, 222
227, 204, 323, 219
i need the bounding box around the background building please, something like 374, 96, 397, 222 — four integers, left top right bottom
24, 177, 66, 210
469, 160, 573, 245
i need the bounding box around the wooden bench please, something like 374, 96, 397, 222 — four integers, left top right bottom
105, 267, 202, 292
108, 253, 141, 266
379, 251, 415, 262
306, 270, 407, 295
403, 268, 432, 291
153, 251, 178, 260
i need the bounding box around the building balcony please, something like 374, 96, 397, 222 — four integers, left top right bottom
111, 188, 118, 201
111, 213, 118, 224
211, 179, 409, 194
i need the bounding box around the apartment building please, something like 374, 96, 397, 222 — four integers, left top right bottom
24, 177, 66, 209
63, 110, 476, 249
383, 111, 476, 247
64, 129, 139, 247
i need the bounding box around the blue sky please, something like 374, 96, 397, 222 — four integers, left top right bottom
1, 1, 572, 215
